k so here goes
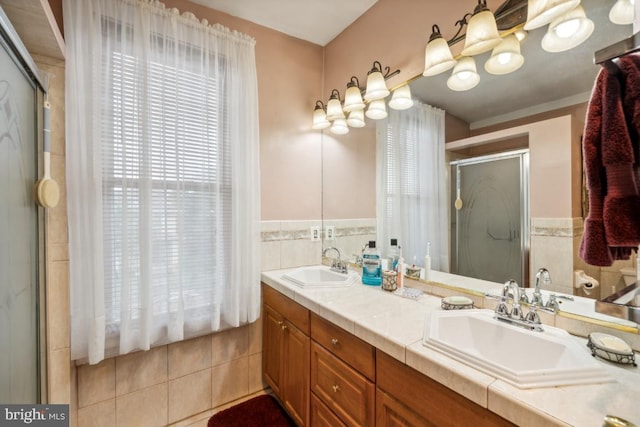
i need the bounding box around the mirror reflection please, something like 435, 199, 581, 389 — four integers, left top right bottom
321, 0, 636, 326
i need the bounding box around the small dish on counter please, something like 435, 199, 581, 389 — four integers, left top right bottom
441, 296, 474, 310
587, 332, 637, 366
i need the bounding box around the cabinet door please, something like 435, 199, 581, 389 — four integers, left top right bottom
311, 393, 346, 427
376, 388, 433, 427
283, 319, 310, 426
263, 304, 285, 397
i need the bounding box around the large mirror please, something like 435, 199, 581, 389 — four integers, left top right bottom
321, 0, 636, 325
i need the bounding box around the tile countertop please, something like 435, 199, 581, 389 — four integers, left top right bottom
261, 267, 640, 427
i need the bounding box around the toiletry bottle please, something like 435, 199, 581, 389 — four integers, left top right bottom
397, 246, 404, 288
362, 241, 382, 286
388, 238, 399, 271
424, 242, 431, 281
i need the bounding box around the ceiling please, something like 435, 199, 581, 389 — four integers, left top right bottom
189, 0, 379, 46
189, 0, 631, 128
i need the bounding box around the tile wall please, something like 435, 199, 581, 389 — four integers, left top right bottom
531, 217, 637, 299
260, 218, 376, 272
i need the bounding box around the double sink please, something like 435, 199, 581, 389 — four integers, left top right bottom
281, 266, 613, 389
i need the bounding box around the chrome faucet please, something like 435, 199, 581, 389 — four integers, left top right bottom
533, 268, 552, 305
493, 279, 544, 332
323, 246, 348, 274
323, 246, 341, 260
502, 279, 524, 320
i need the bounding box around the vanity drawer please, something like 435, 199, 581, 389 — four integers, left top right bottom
311, 312, 375, 381
262, 283, 310, 334
311, 342, 375, 427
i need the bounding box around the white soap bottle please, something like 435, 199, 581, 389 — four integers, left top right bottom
396, 246, 404, 289
423, 242, 431, 281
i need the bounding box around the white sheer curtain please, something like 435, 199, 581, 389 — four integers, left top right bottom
376, 103, 448, 271
64, 0, 261, 364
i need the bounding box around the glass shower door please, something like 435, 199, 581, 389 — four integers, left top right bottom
0, 35, 40, 403
451, 150, 529, 286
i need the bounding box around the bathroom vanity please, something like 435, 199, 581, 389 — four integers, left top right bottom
261, 267, 640, 427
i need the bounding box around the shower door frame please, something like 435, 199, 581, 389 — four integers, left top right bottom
0, 6, 47, 403
450, 149, 530, 287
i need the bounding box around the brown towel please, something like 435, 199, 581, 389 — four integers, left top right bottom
580, 54, 640, 266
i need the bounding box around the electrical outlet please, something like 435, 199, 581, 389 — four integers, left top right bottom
325, 225, 335, 241
310, 226, 320, 242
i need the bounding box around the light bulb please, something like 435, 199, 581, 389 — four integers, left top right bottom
554, 18, 580, 38
497, 52, 512, 65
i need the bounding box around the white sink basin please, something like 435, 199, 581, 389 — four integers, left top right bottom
282, 266, 358, 288
423, 309, 611, 389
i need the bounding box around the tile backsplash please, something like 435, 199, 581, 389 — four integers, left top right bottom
261, 218, 376, 271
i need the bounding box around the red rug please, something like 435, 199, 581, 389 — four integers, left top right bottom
207, 395, 296, 427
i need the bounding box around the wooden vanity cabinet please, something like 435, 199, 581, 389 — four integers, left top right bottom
262, 285, 514, 427
310, 313, 375, 427
376, 350, 515, 427
262, 284, 310, 426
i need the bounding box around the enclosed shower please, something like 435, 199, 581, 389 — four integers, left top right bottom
0, 7, 46, 403
450, 150, 530, 287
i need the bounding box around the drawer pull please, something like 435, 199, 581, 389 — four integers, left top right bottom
331, 338, 339, 346
277, 320, 283, 326
332, 384, 340, 393
281, 324, 288, 331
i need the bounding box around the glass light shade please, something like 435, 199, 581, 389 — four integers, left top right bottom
329, 118, 349, 135
343, 85, 365, 112
524, 0, 581, 30
609, 0, 635, 25
461, 8, 502, 56
347, 109, 366, 128
447, 57, 480, 91
484, 35, 524, 75
388, 85, 414, 110
326, 95, 345, 121
423, 31, 457, 76
365, 99, 388, 120
364, 70, 390, 101
541, 6, 594, 53
311, 106, 330, 130
514, 29, 528, 42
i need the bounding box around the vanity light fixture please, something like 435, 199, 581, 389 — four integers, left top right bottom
524, 0, 580, 30
609, 0, 635, 25
347, 109, 366, 127
485, 34, 525, 75
330, 118, 349, 135
365, 98, 388, 119
326, 89, 346, 121
364, 61, 393, 101
447, 56, 480, 91
423, 25, 458, 76
461, 0, 503, 56
541, 5, 594, 53
311, 101, 330, 130
311, 60, 400, 133
388, 84, 414, 110
343, 76, 366, 112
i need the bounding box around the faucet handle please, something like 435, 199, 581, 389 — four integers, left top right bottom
495, 296, 510, 316
524, 303, 541, 324
544, 294, 560, 312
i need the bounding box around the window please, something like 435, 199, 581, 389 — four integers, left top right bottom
66, 0, 260, 364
